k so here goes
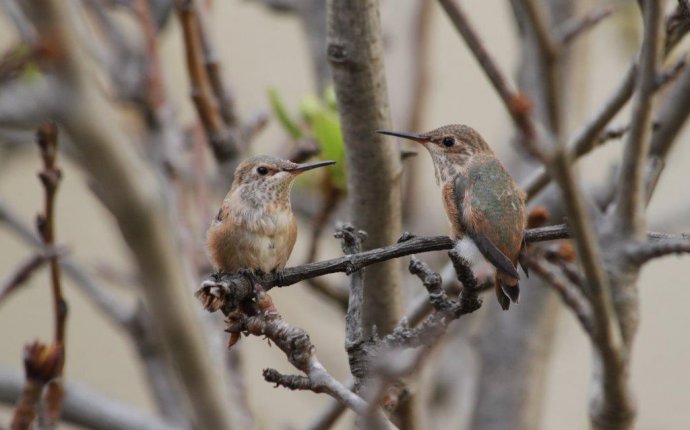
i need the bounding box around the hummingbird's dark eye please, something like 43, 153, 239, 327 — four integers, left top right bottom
442, 137, 455, 147
257, 166, 269, 175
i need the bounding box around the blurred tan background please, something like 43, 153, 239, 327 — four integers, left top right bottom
1, 1, 689, 429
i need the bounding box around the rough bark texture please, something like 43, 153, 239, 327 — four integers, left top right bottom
327, 0, 403, 337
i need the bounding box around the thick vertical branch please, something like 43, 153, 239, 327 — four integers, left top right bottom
614, 0, 664, 236
327, 0, 403, 336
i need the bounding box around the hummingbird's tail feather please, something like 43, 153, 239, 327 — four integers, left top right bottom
495, 272, 520, 310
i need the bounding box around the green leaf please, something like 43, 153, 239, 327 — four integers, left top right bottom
268, 87, 302, 139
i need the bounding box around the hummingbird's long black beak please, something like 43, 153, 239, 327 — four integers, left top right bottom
285, 160, 336, 173
377, 130, 430, 143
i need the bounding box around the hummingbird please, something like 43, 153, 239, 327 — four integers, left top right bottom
378, 124, 527, 310
207, 155, 335, 275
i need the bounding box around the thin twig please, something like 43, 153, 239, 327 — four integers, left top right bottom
615, 0, 664, 236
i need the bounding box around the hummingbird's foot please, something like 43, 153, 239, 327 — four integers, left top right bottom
271, 269, 285, 286
238, 268, 260, 286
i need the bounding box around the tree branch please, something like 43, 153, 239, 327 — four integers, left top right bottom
224, 285, 397, 429
196, 224, 689, 313
525, 254, 594, 334
615, 0, 664, 236
626, 238, 690, 265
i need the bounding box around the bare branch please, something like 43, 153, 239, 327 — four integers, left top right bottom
649, 59, 690, 158
541, 146, 627, 428
557, 6, 614, 45
197, 223, 690, 313
615, 0, 665, 236
336, 224, 367, 350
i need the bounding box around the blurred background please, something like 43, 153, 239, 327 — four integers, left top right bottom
1, 0, 689, 429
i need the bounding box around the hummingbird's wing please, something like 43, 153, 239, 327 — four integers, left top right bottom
452, 157, 525, 281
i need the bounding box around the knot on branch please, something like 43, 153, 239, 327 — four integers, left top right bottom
327, 42, 350, 64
